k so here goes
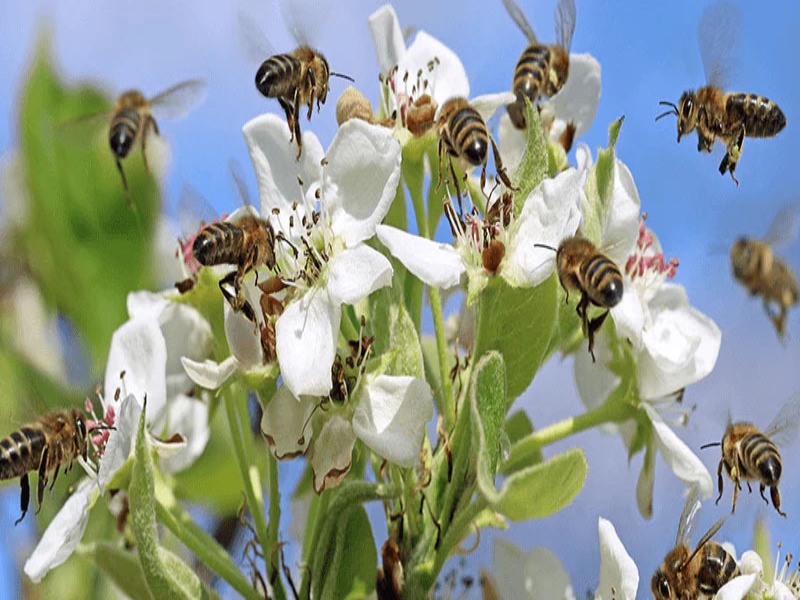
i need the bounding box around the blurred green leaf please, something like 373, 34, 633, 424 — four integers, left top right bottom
18, 39, 159, 369
504, 411, 542, 464
332, 506, 377, 600
582, 117, 624, 245
84, 543, 153, 600
752, 518, 774, 582
370, 303, 425, 380
511, 101, 547, 216
471, 352, 507, 499
473, 275, 558, 403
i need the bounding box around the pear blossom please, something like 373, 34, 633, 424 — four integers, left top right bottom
377, 165, 582, 302
498, 54, 602, 171
24, 293, 212, 582
486, 518, 638, 600
242, 114, 400, 398
736, 549, 800, 600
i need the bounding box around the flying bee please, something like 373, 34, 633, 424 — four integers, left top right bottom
656, 2, 785, 185
437, 97, 514, 208
730, 204, 799, 338
701, 394, 800, 517
66, 79, 206, 193
502, 0, 576, 129
651, 488, 739, 600
0, 408, 90, 525
536, 236, 624, 362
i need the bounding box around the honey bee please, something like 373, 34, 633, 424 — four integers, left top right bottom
651, 487, 739, 599
656, 2, 785, 185
0, 409, 89, 525
192, 210, 276, 323
537, 236, 624, 362
502, 0, 576, 129
702, 394, 800, 517
67, 80, 206, 193
730, 205, 799, 338
437, 97, 514, 205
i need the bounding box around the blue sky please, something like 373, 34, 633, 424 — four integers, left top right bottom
2, 0, 800, 595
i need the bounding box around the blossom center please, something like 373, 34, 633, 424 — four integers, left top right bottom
624, 214, 679, 289
379, 58, 440, 135
444, 190, 513, 275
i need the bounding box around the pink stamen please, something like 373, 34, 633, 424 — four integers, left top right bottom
626, 215, 679, 280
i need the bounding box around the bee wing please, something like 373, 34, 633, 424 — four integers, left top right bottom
238, 12, 277, 65
764, 204, 800, 250
58, 108, 112, 143
177, 183, 220, 240
280, 0, 323, 48
698, 1, 742, 88
502, 0, 538, 45
763, 393, 800, 448
229, 158, 257, 209
555, 0, 576, 52
687, 516, 728, 565
675, 486, 702, 546
148, 79, 208, 120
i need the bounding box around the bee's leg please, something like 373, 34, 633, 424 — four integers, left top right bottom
292, 89, 303, 159
15, 474, 30, 526
306, 67, 316, 119
115, 157, 130, 193
36, 446, 49, 514
731, 474, 739, 514
490, 136, 517, 191
219, 270, 256, 323
774, 305, 787, 339
759, 482, 769, 504
279, 98, 295, 140
586, 309, 609, 363
746, 480, 753, 493
770, 485, 786, 517
141, 116, 156, 173
436, 137, 445, 190
715, 459, 724, 505
719, 126, 744, 185
448, 158, 464, 218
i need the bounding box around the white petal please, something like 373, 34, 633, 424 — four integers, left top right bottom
224, 302, 264, 370
159, 302, 213, 397
276, 288, 340, 398
156, 394, 209, 473
377, 224, 465, 289
610, 285, 645, 351
638, 283, 721, 400
713, 574, 757, 600
596, 518, 639, 600
327, 244, 393, 306
492, 539, 573, 600
181, 356, 238, 390
600, 158, 641, 266
368, 5, 405, 73
635, 443, 655, 519
506, 168, 583, 287
574, 333, 619, 410
104, 318, 167, 419
738, 551, 763, 575
310, 414, 356, 492
23, 478, 96, 583
498, 113, 527, 174
97, 394, 142, 491
471, 92, 517, 124
352, 376, 433, 467
548, 54, 602, 140
576, 143, 593, 174
644, 404, 713, 498
242, 114, 324, 215
126, 290, 168, 320
769, 582, 797, 600
261, 386, 315, 459
399, 31, 469, 108
324, 120, 401, 246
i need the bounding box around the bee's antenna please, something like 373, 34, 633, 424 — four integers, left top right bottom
655, 101, 679, 121
700, 441, 721, 450
534, 243, 557, 252
330, 71, 355, 83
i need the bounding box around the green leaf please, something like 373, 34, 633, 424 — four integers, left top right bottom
546, 140, 569, 177
332, 506, 378, 600
471, 352, 507, 499
130, 402, 205, 599
582, 117, 624, 245
18, 39, 159, 369
494, 448, 587, 521
473, 275, 558, 403
371, 304, 425, 379
83, 543, 153, 600
752, 518, 774, 582
511, 101, 548, 216
504, 411, 541, 466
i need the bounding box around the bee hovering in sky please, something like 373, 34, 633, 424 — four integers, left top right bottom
502, 0, 576, 129
730, 204, 799, 338
656, 2, 785, 185
536, 236, 624, 362
701, 394, 800, 517
651, 487, 739, 599
0, 408, 90, 525
67, 79, 206, 193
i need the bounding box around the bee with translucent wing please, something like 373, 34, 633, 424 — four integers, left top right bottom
651, 487, 739, 599
702, 393, 800, 517
656, 1, 785, 185
502, 0, 576, 130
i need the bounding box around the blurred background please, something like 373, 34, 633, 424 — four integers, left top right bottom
1, 0, 799, 596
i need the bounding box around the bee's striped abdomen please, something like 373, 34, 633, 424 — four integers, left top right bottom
726, 93, 786, 138
581, 254, 624, 308
193, 223, 246, 267
513, 45, 551, 103
256, 54, 301, 99
0, 426, 46, 480
109, 107, 142, 159
449, 106, 488, 166
741, 432, 781, 486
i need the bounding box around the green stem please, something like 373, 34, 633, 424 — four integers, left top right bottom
300, 491, 329, 600
429, 287, 455, 428
266, 452, 281, 584
155, 499, 261, 600
502, 399, 630, 474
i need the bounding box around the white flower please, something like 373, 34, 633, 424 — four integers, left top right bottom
738, 549, 800, 600
24, 293, 213, 582
498, 53, 602, 171
242, 114, 400, 398
487, 518, 638, 600
261, 375, 433, 493
377, 166, 582, 302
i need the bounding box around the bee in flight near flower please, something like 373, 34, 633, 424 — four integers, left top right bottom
730, 204, 799, 339
0, 408, 91, 525
502, 0, 576, 129
701, 393, 800, 517
536, 236, 624, 362
65, 79, 207, 193
651, 487, 739, 599
656, 1, 785, 185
